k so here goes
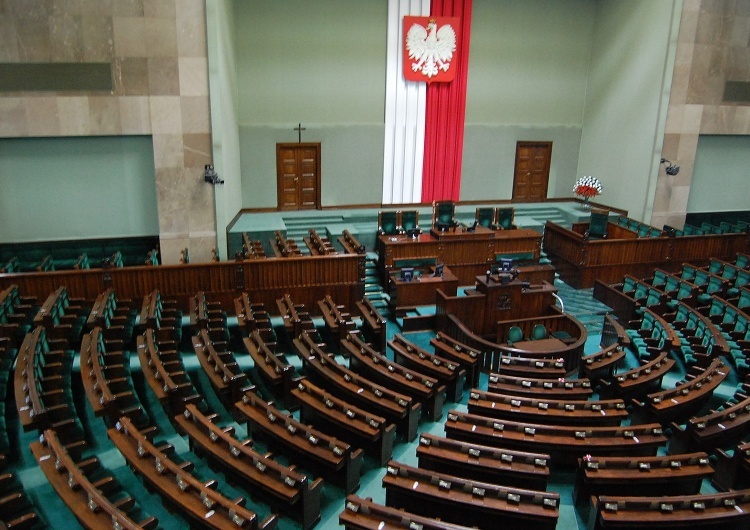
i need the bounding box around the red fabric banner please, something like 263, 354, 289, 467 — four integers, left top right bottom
421, 0, 472, 203
403, 16, 461, 84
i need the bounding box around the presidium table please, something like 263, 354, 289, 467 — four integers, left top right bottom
377, 226, 547, 287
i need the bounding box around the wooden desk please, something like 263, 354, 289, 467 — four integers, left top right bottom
383, 460, 559, 530
511, 337, 567, 353
389, 266, 458, 316
377, 228, 541, 286
574, 453, 712, 506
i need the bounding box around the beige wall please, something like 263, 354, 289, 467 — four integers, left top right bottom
0, 0, 215, 264
654, 0, 750, 228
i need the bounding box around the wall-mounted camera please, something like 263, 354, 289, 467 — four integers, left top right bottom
660, 158, 680, 176
204, 164, 224, 185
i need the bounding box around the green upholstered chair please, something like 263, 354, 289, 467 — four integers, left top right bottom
432, 200, 456, 231
378, 210, 400, 236
531, 324, 548, 340
399, 210, 421, 235
495, 207, 516, 230
475, 207, 495, 229
585, 208, 609, 239
507, 325, 524, 345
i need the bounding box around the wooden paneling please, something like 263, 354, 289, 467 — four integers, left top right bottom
543, 221, 750, 288
378, 229, 541, 286
0, 254, 364, 315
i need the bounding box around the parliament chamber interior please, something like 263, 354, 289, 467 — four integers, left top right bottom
3, 1, 750, 529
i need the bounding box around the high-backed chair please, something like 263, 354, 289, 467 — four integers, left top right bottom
506, 325, 524, 345
399, 210, 421, 235
585, 208, 610, 239
531, 323, 548, 340
378, 210, 400, 236
432, 200, 456, 231
495, 207, 516, 230
475, 207, 495, 229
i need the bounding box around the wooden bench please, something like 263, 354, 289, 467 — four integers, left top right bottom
31, 428, 158, 529
337, 230, 365, 255
342, 332, 445, 421
340, 495, 473, 530
270, 230, 301, 258
242, 233, 266, 259
355, 297, 387, 354
275, 294, 317, 339
467, 389, 628, 427
669, 393, 750, 453
188, 291, 224, 329
292, 378, 396, 466
33, 285, 87, 344
14, 326, 82, 441
293, 331, 421, 441
389, 333, 466, 402
589, 489, 750, 530
631, 357, 728, 425
304, 229, 338, 256
573, 452, 713, 505
317, 295, 356, 351
429, 332, 482, 388
416, 432, 550, 491
175, 403, 323, 530
138, 289, 181, 342
137, 329, 203, 415
580, 343, 626, 383
235, 391, 363, 494
109, 416, 277, 530
192, 328, 254, 407
79, 327, 149, 427
488, 372, 594, 400
242, 330, 297, 408
598, 351, 675, 401
0, 472, 43, 529
712, 441, 750, 491
444, 410, 666, 467
233, 293, 276, 345
495, 355, 567, 379
382, 460, 559, 530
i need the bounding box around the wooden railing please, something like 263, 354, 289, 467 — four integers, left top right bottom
0, 253, 364, 315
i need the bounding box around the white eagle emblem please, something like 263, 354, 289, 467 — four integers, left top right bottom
406, 19, 457, 79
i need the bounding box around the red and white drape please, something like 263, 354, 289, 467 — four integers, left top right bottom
382, 0, 473, 204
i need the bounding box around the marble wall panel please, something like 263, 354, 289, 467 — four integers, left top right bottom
0, 0, 215, 264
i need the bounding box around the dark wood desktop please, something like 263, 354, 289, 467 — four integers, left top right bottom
388, 265, 458, 317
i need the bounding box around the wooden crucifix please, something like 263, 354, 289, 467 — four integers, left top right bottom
294, 123, 306, 143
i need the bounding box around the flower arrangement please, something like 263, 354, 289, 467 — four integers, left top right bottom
573, 176, 603, 199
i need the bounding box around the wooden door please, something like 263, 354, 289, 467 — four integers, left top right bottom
276, 143, 321, 210
512, 141, 552, 202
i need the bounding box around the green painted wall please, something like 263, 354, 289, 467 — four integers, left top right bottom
688, 135, 750, 213
232, 0, 387, 208
462, 0, 596, 200
0, 136, 158, 243
230, 0, 603, 208
576, 0, 679, 221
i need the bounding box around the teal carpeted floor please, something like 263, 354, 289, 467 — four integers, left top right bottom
4, 278, 742, 529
